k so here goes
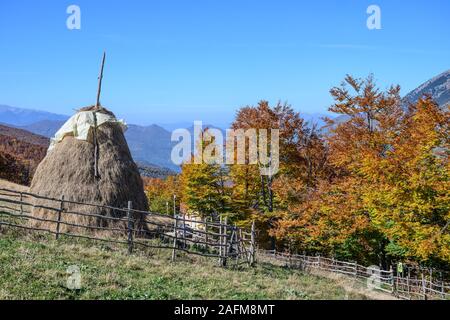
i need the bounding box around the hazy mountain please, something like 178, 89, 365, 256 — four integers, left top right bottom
0, 105, 68, 126
16, 120, 66, 138
300, 112, 330, 129
125, 124, 179, 171
402, 69, 450, 109
158, 121, 194, 132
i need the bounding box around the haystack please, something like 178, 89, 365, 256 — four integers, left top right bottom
29, 105, 148, 234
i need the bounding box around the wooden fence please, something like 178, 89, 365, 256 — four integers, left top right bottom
0, 188, 256, 267
258, 250, 450, 300
1, 187, 448, 299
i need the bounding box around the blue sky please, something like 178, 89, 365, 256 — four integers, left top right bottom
0, 0, 449, 127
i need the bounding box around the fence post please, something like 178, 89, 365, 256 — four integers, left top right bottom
182, 213, 187, 249
223, 217, 228, 267
127, 201, 134, 254
250, 220, 256, 266
228, 225, 237, 265
204, 218, 209, 252
430, 268, 433, 286
302, 252, 306, 270
173, 195, 176, 215
235, 225, 241, 265
55, 195, 64, 240
422, 272, 427, 300
19, 192, 23, 215
218, 216, 223, 266
389, 266, 395, 294
407, 273, 410, 297
171, 214, 178, 262
238, 228, 244, 261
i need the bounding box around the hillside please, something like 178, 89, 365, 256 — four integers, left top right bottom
0, 124, 49, 147
0, 229, 375, 300
137, 162, 176, 179
0, 125, 48, 185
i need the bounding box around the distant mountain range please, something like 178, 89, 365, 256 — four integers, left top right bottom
13, 119, 66, 138
125, 124, 177, 171
0, 105, 68, 126
0, 106, 328, 172
1, 70, 449, 172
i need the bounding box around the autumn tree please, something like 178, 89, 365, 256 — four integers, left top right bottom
272, 75, 403, 264
143, 176, 180, 214
179, 128, 230, 219
229, 100, 312, 245
365, 96, 450, 264
273, 75, 450, 267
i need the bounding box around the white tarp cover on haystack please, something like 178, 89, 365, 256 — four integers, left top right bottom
48, 111, 127, 151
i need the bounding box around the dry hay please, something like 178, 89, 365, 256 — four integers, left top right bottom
29, 107, 149, 236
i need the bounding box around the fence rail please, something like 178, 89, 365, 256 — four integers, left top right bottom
0, 188, 256, 267
258, 250, 450, 300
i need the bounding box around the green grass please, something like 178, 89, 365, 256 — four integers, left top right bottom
0, 229, 369, 300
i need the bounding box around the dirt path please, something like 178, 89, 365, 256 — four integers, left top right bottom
258, 253, 399, 300
309, 269, 399, 300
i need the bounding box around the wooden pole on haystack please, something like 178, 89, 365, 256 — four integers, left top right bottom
95, 52, 106, 109
93, 52, 106, 179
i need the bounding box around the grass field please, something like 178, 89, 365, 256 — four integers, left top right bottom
0, 228, 373, 300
